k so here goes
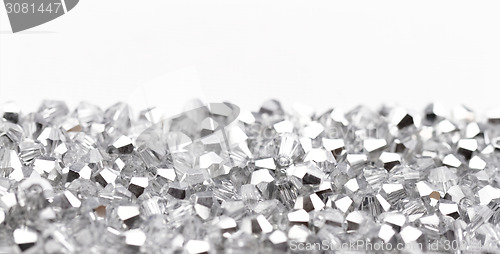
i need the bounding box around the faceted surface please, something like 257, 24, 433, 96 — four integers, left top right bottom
0, 100, 500, 253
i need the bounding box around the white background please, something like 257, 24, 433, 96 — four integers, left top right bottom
1, 1, 500, 115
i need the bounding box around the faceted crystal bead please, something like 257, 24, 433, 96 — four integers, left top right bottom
478, 185, 500, 205
439, 200, 460, 219
259, 100, 284, 116
270, 179, 299, 209
345, 211, 366, 232
287, 209, 309, 226
273, 133, 303, 168
117, 206, 141, 228
185, 240, 210, 254
250, 169, 274, 185
267, 230, 288, 251
378, 224, 396, 243
67, 163, 92, 182
322, 138, 346, 160
292, 162, 325, 185
287, 225, 311, 242
1, 150, 24, 181
444, 185, 465, 203
16, 176, 53, 210
37, 100, 69, 123
95, 168, 118, 187
302, 121, 324, 139
241, 214, 273, 234
73, 102, 103, 125
109, 136, 134, 154
167, 182, 188, 199
13, 227, 38, 251
358, 194, 390, 217
128, 177, 148, 197
331, 195, 353, 214
423, 103, 446, 125
199, 152, 227, 178
1, 102, 21, 124
217, 216, 238, 237
442, 154, 462, 168
391, 108, 414, 129
124, 229, 146, 248
379, 152, 401, 171
293, 193, 325, 212
381, 212, 406, 232
104, 102, 131, 134
61, 190, 82, 208
400, 226, 424, 244
0, 208, 5, 224
456, 139, 477, 160
428, 166, 458, 194
193, 191, 214, 220
380, 183, 407, 206
363, 138, 387, 154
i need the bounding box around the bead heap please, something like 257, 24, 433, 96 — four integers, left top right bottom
1, 100, 500, 253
